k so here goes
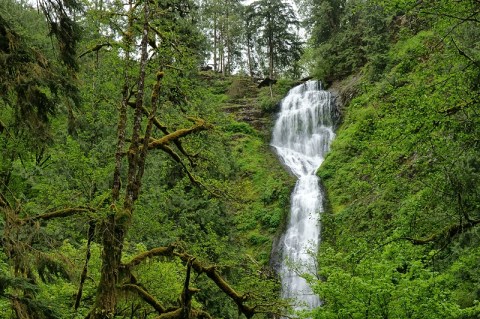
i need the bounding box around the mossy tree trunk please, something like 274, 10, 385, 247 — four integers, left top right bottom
88, 0, 150, 316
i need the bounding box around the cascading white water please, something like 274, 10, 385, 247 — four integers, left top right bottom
271, 81, 335, 309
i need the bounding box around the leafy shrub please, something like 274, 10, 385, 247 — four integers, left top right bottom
248, 234, 269, 245
224, 122, 257, 136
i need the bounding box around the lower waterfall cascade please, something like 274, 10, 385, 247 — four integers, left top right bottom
271, 81, 336, 309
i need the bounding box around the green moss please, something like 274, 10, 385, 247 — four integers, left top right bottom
214, 77, 295, 266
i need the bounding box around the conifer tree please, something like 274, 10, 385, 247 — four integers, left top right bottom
250, 0, 302, 78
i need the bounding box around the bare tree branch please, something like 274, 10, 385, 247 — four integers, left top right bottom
180, 258, 200, 318
156, 144, 200, 185
420, 10, 480, 23
451, 38, 480, 67
126, 102, 197, 166
0, 193, 8, 208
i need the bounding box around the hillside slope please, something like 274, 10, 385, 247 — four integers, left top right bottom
312, 2, 480, 318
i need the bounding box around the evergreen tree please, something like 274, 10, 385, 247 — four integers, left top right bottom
200, 0, 243, 74
306, 0, 345, 44
250, 0, 302, 78
243, 3, 260, 77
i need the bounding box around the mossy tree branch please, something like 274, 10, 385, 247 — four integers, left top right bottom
22, 207, 94, 223
122, 284, 167, 314
122, 256, 206, 319
402, 218, 480, 245
78, 42, 112, 58
126, 101, 199, 167
74, 221, 96, 310
125, 245, 175, 268
147, 118, 212, 151
175, 252, 256, 319
119, 247, 285, 318
157, 309, 182, 319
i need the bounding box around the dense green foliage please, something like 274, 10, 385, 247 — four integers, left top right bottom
0, 0, 294, 317
307, 0, 480, 318
2, 0, 480, 317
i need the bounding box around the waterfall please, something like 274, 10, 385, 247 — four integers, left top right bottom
271, 81, 335, 309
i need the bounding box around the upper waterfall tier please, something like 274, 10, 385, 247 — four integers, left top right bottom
271, 81, 335, 177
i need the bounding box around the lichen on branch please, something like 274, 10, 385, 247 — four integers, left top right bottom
148, 118, 212, 150
175, 252, 256, 319
122, 284, 167, 313
125, 245, 175, 268
22, 207, 95, 223
402, 218, 480, 245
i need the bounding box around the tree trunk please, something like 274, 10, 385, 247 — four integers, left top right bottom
268, 32, 273, 79
213, 14, 217, 72
225, 6, 230, 76
89, 216, 126, 318
220, 40, 224, 76
88, 1, 150, 317
247, 38, 253, 77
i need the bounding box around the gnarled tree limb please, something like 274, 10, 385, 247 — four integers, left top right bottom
175, 252, 256, 319
126, 102, 197, 166
402, 218, 480, 245
125, 245, 175, 268
122, 284, 167, 314
121, 247, 284, 319
22, 207, 94, 223
148, 119, 212, 150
